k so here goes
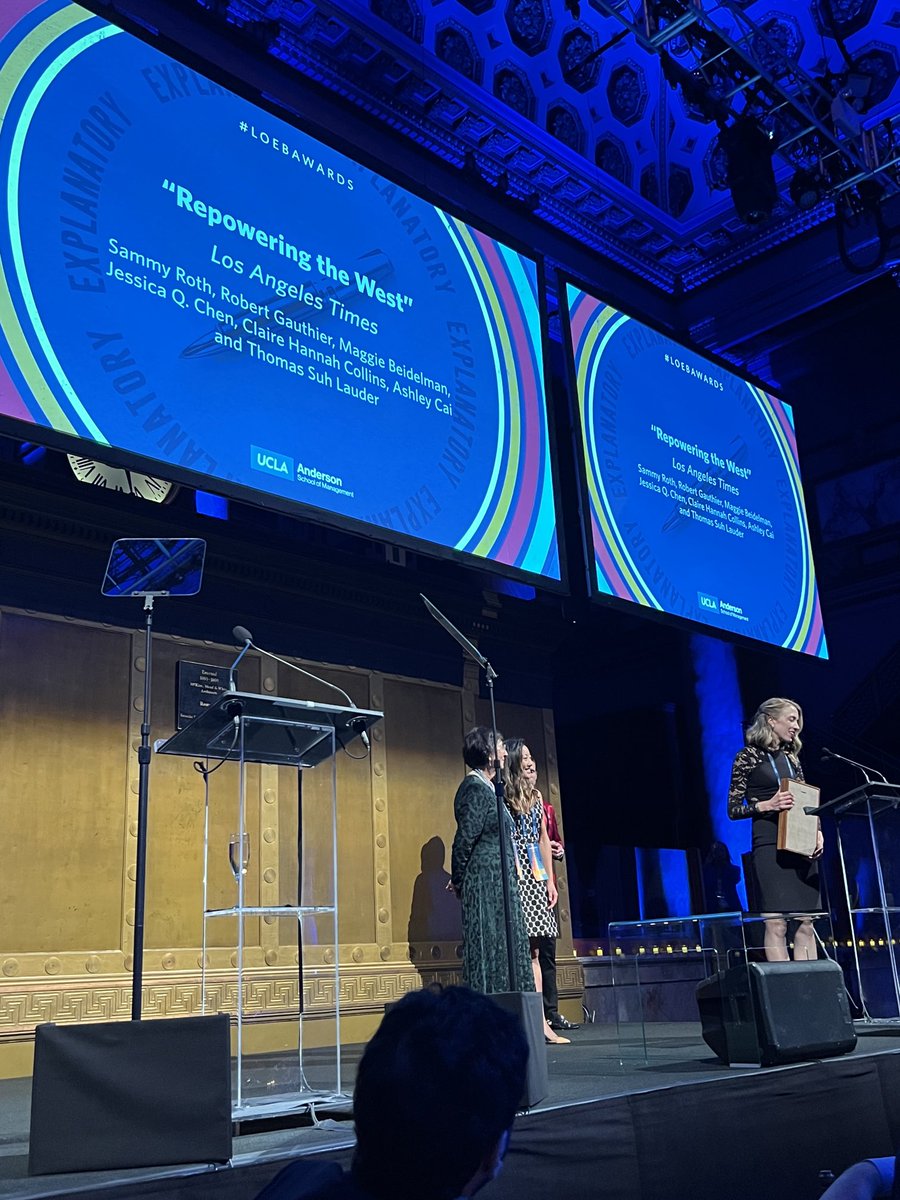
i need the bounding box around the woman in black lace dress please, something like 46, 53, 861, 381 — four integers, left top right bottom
450, 727, 533, 995
728, 697, 823, 961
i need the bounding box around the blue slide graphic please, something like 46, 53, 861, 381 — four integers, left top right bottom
566, 284, 826, 656
0, 2, 559, 580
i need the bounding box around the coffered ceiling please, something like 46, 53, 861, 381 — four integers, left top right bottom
177, 0, 900, 316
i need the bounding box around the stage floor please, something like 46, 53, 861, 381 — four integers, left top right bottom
3, 1021, 900, 1200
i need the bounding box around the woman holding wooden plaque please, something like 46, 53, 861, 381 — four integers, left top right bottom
728, 697, 823, 962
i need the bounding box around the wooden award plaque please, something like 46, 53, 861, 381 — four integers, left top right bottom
777, 779, 821, 857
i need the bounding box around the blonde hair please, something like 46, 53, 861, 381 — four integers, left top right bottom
503, 738, 540, 815
745, 697, 803, 754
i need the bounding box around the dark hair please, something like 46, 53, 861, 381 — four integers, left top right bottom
352, 986, 528, 1200
463, 725, 502, 770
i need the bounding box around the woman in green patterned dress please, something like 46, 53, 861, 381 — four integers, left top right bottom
450, 727, 534, 995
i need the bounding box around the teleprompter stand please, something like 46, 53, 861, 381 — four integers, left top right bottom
157, 691, 381, 1118
100, 536, 207, 1019
28, 541, 227, 1176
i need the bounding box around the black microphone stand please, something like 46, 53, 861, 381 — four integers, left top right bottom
420, 594, 517, 986
131, 594, 155, 1020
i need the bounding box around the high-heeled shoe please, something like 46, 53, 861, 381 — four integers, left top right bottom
545, 1033, 571, 1045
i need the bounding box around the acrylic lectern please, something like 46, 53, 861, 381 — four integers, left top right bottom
819, 781, 900, 1023
157, 691, 382, 1117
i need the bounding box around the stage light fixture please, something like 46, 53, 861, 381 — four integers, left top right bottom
720, 117, 777, 224
789, 167, 827, 210
845, 67, 874, 107
647, 0, 686, 21
856, 176, 885, 207
832, 90, 863, 139
16, 441, 46, 466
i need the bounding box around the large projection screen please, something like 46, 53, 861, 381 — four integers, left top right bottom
0, 2, 561, 583
564, 280, 827, 657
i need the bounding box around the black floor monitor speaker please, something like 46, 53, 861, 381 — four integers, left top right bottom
491, 990, 549, 1109
29, 1014, 232, 1174
696, 959, 857, 1067
383, 989, 547, 1108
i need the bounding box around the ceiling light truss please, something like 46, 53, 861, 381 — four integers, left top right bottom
588, 0, 900, 200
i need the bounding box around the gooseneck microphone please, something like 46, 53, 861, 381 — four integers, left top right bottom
228, 626, 253, 691
228, 625, 370, 749
822, 746, 887, 784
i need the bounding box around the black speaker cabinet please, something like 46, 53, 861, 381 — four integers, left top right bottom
491, 990, 549, 1109
29, 1014, 232, 1175
696, 959, 856, 1067
383, 990, 547, 1109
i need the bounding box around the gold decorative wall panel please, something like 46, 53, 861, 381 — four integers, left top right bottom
0, 613, 131, 955
384, 677, 467, 966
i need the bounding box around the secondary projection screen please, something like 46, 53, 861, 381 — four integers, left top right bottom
0, 2, 560, 582
564, 280, 827, 657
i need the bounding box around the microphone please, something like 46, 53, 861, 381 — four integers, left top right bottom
822, 746, 887, 783
228, 626, 253, 691
228, 624, 370, 750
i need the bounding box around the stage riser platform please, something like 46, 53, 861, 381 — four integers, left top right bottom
20, 1046, 896, 1200
4, 1030, 900, 1200
490, 1050, 900, 1200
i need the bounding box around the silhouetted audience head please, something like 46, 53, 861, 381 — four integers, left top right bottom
352, 985, 528, 1200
